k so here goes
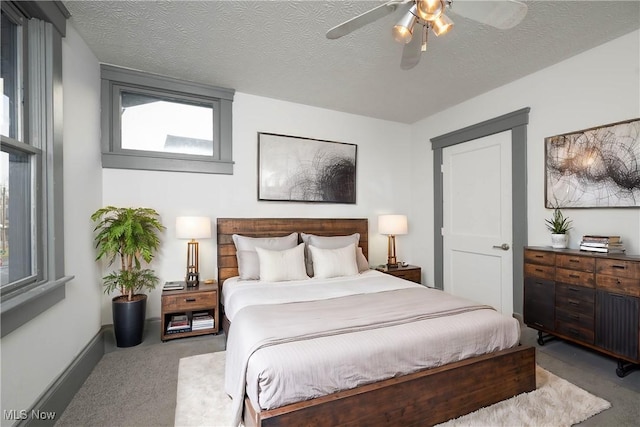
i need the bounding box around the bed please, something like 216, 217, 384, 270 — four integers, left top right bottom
217, 218, 536, 427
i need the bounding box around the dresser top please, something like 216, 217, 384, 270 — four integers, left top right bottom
525, 246, 640, 261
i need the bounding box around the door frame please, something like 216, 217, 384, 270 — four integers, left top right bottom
431, 108, 530, 315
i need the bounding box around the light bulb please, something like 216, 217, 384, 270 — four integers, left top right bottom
392, 6, 418, 44
416, 0, 443, 22
432, 14, 454, 36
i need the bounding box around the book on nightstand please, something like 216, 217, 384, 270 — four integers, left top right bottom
163, 281, 185, 291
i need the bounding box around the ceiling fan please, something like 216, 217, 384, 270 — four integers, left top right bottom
326, 0, 528, 70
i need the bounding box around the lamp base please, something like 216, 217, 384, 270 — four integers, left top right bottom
185, 271, 199, 287
386, 262, 399, 269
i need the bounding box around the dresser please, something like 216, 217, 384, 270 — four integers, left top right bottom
524, 247, 640, 377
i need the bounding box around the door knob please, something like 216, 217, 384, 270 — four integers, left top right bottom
492, 243, 510, 250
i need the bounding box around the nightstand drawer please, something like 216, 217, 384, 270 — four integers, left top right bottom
163, 291, 216, 311
393, 269, 421, 283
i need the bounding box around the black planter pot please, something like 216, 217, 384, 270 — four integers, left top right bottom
112, 294, 147, 347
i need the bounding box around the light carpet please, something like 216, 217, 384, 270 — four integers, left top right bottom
175, 351, 611, 427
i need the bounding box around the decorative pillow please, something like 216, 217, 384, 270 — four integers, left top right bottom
255, 243, 309, 282
356, 246, 370, 272
301, 232, 360, 276
232, 232, 298, 280
309, 243, 359, 279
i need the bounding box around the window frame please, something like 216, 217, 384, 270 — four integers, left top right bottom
100, 64, 235, 174
0, 1, 71, 338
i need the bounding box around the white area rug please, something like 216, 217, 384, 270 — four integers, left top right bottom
175, 351, 611, 427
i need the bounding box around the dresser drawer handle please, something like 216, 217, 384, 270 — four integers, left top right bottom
569, 259, 579, 263
569, 274, 580, 278
185, 298, 196, 302
569, 328, 579, 335
568, 299, 580, 305
568, 287, 579, 292
569, 314, 579, 320
535, 268, 544, 272
534, 255, 543, 258
612, 264, 626, 269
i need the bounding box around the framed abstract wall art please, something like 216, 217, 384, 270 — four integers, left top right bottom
545, 118, 640, 208
258, 133, 357, 203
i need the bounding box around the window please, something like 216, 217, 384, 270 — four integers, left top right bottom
101, 65, 235, 174
0, 1, 70, 337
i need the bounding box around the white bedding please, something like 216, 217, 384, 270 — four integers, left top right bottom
223, 271, 520, 426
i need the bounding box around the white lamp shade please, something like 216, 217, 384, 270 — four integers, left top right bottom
378, 215, 408, 235
176, 216, 211, 239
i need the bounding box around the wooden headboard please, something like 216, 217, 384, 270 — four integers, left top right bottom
217, 218, 368, 285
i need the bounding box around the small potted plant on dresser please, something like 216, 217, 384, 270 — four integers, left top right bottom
545, 207, 572, 249
91, 206, 165, 347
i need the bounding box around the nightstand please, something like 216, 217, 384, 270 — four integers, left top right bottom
376, 265, 422, 284
161, 282, 219, 341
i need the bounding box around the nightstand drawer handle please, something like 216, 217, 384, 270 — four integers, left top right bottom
185, 298, 196, 302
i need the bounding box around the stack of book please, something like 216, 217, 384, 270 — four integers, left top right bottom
166, 314, 191, 334
192, 311, 214, 330
579, 235, 625, 253
163, 281, 184, 291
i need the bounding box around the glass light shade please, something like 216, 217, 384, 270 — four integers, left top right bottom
432, 13, 454, 36
378, 215, 408, 236
176, 216, 211, 239
392, 6, 418, 44
416, 0, 443, 22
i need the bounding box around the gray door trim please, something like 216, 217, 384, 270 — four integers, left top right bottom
431, 107, 530, 315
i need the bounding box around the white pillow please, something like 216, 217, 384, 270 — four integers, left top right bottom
301, 233, 360, 276
309, 243, 359, 279
232, 232, 298, 280
255, 243, 309, 282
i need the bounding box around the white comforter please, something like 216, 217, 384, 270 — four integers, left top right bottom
223, 270, 520, 427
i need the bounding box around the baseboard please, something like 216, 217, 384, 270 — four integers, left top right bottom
19, 318, 161, 427
20, 329, 104, 427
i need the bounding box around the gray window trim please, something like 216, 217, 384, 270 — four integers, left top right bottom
100, 64, 235, 174
0, 1, 71, 338
431, 107, 530, 315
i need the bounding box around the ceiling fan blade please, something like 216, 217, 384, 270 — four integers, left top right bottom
400, 29, 422, 70
326, 0, 411, 39
449, 0, 528, 30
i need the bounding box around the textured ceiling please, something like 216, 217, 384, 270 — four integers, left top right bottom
64, 1, 640, 124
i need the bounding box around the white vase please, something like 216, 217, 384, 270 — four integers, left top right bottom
551, 233, 568, 249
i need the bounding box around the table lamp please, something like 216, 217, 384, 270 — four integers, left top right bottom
176, 216, 211, 286
378, 214, 408, 268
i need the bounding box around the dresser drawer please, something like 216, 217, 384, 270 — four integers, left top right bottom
596, 274, 640, 297
556, 322, 594, 344
596, 258, 640, 279
556, 254, 595, 272
524, 249, 556, 266
524, 263, 555, 281
163, 291, 217, 311
556, 306, 594, 329
555, 267, 595, 287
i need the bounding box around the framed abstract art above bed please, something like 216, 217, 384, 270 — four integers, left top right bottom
545, 118, 640, 208
257, 133, 357, 204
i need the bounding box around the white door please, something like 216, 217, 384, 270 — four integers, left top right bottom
442, 132, 513, 315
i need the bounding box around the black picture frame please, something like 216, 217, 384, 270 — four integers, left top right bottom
258, 133, 357, 204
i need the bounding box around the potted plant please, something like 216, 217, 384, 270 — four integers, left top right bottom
545, 207, 572, 249
91, 206, 165, 347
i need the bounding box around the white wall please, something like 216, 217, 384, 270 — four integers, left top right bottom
409, 30, 640, 287
0, 26, 103, 424
101, 93, 413, 322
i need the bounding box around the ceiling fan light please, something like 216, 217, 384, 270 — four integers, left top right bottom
392, 6, 418, 44
432, 13, 454, 36
416, 0, 443, 22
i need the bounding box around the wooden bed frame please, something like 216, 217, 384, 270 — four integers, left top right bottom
217, 218, 536, 427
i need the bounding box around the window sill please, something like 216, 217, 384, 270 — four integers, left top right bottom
101, 152, 234, 175
1, 275, 74, 338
